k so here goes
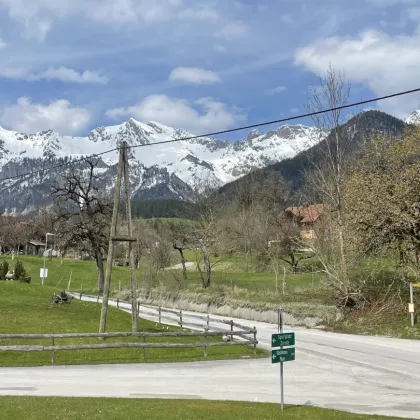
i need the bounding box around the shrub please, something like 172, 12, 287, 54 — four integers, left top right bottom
13, 260, 31, 283
0, 261, 9, 280
14, 260, 25, 280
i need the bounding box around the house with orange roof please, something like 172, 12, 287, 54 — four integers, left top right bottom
284, 204, 325, 240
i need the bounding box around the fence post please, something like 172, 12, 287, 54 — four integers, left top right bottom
253, 327, 257, 356
179, 311, 183, 328
206, 314, 210, 330
97, 294, 99, 303
204, 328, 208, 358
117, 298, 119, 308
142, 335, 146, 361
159, 307, 161, 324
51, 331, 55, 366
230, 320, 234, 342
79, 292, 82, 299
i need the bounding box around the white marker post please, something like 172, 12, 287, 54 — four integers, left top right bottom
409, 282, 415, 327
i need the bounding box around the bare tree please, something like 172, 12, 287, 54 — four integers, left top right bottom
0, 216, 35, 254
51, 158, 112, 292
172, 235, 189, 282
222, 171, 292, 272
184, 176, 224, 288
304, 65, 358, 298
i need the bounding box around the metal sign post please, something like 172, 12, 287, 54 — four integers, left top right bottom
279, 307, 284, 411
272, 306, 296, 411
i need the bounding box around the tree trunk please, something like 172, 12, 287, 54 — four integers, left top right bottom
203, 249, 211, 288
174, 247, 188, 282
290, 253, 297, 273
96, 250, 104, 293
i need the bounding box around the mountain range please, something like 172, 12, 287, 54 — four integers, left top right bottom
219, 109, 416, 202
0, 109, 418, 216
0, 118, 324, 215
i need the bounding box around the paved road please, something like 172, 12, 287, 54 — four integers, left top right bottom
1, 296, 420, 419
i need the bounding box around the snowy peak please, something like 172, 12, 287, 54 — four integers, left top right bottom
406, 110, 420, 126
0, 118, 327, 215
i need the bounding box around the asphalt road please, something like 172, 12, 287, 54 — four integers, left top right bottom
1, 295, 419, 419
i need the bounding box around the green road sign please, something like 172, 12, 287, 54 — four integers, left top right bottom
272, 332, 295, 348
272, 348, 295, 363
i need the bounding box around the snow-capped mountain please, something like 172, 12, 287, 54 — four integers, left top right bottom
0, 118, 324, 215
406, 110, 420, 125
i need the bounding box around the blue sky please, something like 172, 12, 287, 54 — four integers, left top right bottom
0, 0, 419, 140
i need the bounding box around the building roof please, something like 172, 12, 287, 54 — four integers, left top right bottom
285, 204, 325, 224
28, 240, 46, 247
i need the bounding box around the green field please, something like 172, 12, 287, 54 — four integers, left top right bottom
0, 254, 322, 296
0, 281, 266, 367
0, 397, 407, 420
1, 253, 417, 339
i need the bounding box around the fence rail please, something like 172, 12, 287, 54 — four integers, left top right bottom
0, 294, 258, 365
74, 293, 253, 338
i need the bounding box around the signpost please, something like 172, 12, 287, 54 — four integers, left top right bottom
272, 332, 295, 348
40, 268, 48, 285
272, 347, 295, 363
272, 306, 295, 411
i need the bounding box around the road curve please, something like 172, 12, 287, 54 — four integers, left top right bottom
0, 295, 419, 419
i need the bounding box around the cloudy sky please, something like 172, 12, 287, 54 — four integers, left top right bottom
0, 0, 419, 137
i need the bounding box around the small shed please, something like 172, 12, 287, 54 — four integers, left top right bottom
27, 240, 46, 256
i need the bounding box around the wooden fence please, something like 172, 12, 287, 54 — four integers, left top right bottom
76, 292, 256, 342
0, 296, 258, 365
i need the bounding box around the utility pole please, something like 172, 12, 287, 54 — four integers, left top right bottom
99, 141, 138, 333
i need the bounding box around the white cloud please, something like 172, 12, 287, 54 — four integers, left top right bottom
0, 38, 6, 48
279, 15, 294, 24
213, 44, 227, 53
290, 108, 299, 113
295, 29, 420, 118
29, 67, 108, 84
366, 0, 417, 6
106, 94, 245, 133
177, 7, 219, 21
169, 67, 220, 85
0, 0, 185, 41
215, 21, 248, 40
0, 66, 107, 84
265, 85, 287, 95
408, 7, 420, 22
0, 97, 90, 135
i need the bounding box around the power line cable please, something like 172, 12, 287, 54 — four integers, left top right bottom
1, 86, 419, 183
0, 148, 119, 183
127, 87, 420, 149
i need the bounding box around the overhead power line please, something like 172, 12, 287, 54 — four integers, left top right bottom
127, 86, 420, 149
1, 86, 419, 183
0, 148, 119, 183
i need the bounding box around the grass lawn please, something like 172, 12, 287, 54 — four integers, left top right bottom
326, 312, 420, 339
0, 254, 321, 296
0, 255, 133, 293
0, 397, 407, 420
0, 282, 266, 367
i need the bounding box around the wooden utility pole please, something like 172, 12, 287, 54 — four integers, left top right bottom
99, 141, 138, 333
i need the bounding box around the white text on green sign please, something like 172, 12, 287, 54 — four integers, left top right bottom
272, 348, 295, 363
272, 332, 295, 348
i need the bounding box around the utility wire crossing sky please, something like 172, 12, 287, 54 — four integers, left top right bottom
1, 86, 420, 184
